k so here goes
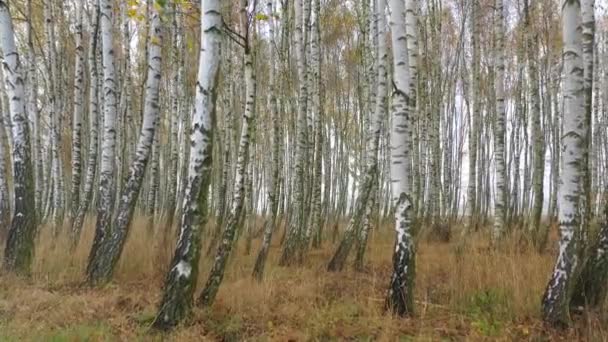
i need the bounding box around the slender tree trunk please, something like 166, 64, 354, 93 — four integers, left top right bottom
86, 4, 164, 285
526, 0, 544, 246
26, 0, 41, 216
307, 0, 323, 251
199, 0, 256, 306
166, 3, 182, 227
466, 0, 479, 231
253, 0, 281, 281
327, 0, 386, 272
70, 0, 85, 224
71, 5, 100, 247
279, 0, 309, 266
0, 98, 8, 236
45, 0, 64, 229
87, 0, 119, 285
492, 0, 506, 242
580, 0, 594, 245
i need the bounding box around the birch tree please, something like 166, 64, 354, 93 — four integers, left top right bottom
199, 0, 257, 307
166, 3, 182, 227
0, 103, 8, 234
87, 0, 119, 284
26, 0, 41, 215
86, 1, 164, 285
153, 0, 222, 328
571, 0, 603, 310
580, 0, 594, 242
327, 0, 386, 272
71, 4, 100, 247
1, 0, 37, 274
70, 0, 85, 223
541, 0, 585, 326
279, 0, 309, 266
492, 0, 506, 241
386, 0, 415, 317
527, 0, 544, 245
253, 0, 281, 281
466, 0, 479, 230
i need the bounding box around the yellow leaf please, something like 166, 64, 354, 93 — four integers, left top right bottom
254, 13, 269, 21
126, 8, 137, 18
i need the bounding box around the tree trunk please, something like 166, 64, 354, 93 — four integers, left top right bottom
1, 0, 37, 275
492, 0, 506, 242
199, 0, 256, 306
87, 0, 119, 285
86, 3, 164, 285
71, 5, 100, 248
385, 0, 415, 317
327, 0, 386, 272
253, 0, 282, 281
541, 0, 585, 327
70, 0, 85, 223
152, 0, 222, 329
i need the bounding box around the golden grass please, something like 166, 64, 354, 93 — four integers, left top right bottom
0, 217, 606, 341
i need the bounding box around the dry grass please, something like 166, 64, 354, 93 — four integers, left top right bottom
0, 217, 606, 341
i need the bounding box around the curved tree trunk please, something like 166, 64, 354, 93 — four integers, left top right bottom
152, 0, 222, 329
327, 0, 386, 272
86, 4, 164, 285
198, 0, 256, 306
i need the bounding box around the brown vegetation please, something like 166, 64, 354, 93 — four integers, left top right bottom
0, 217, 606, 341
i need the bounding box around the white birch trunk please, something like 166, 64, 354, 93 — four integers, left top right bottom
541, 0, 585, 326
87, 0, 119, 284
71, 7, 100, 247
0, 93, 9, 231
253, 0, 281, 281
70, 0, 85, 220
26, 0, 41, 215
279, 0, 310, 266
153, 0, 222, 329
327, 0, 387, 272
199, 0, 256, 306
386, 0, 415, 316
0, 0, 37, 274
466, 0, 479, 229
166, 4, 181, 226
87, 4, 164, 284
492, 0, 506, 241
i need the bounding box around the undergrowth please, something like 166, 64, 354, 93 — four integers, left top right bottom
0, 216, 606, 341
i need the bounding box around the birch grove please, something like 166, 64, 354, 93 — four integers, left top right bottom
0, 0, 608, 335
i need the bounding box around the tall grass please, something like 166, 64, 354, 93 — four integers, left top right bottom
0, 216, 605, 341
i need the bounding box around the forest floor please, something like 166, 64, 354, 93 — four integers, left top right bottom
0, 217, 606, 341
